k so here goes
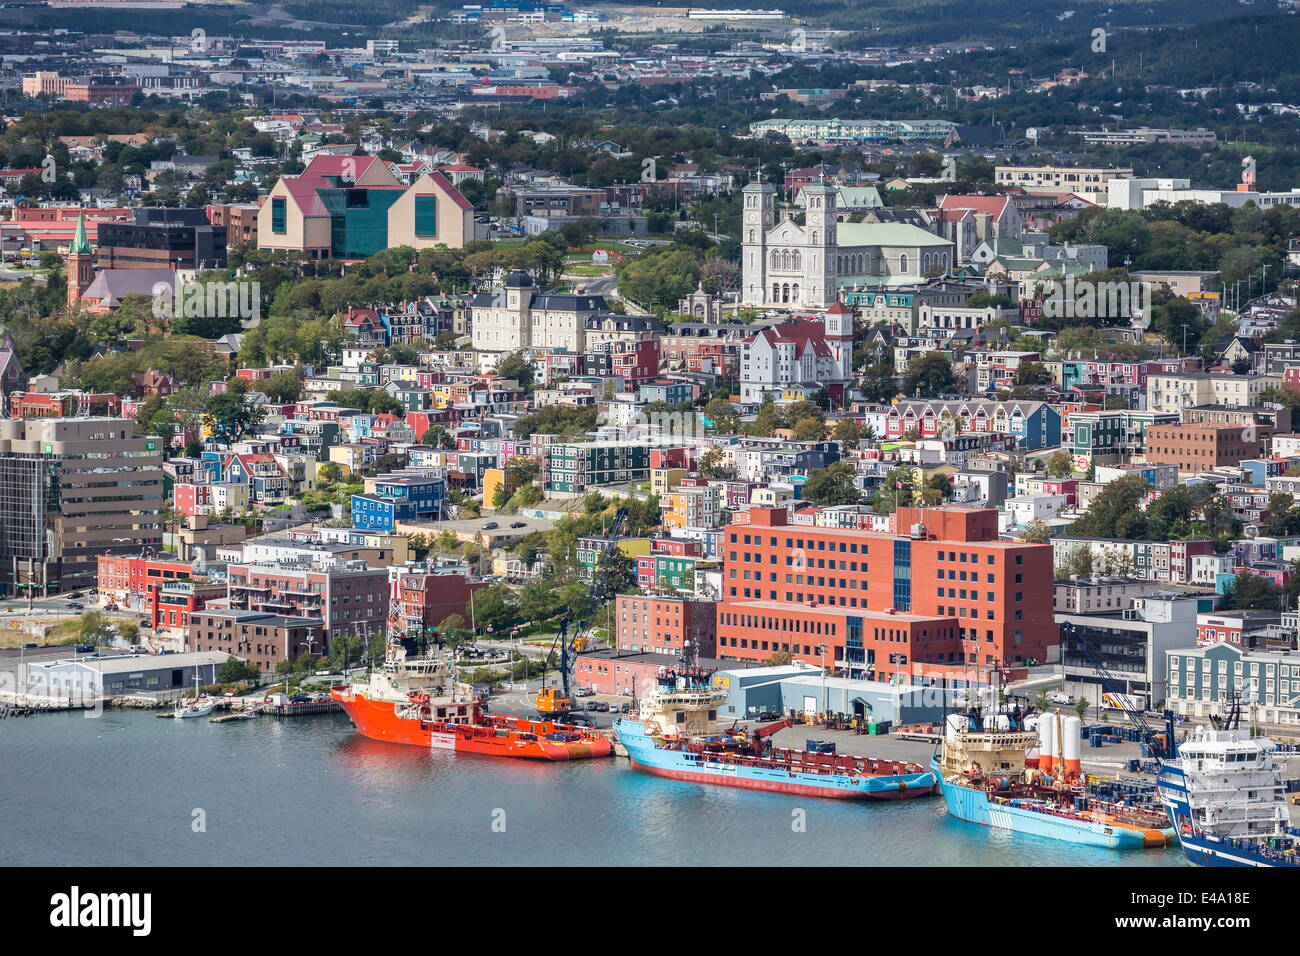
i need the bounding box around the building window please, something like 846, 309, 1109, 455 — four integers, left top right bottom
414, 195, 437, 237
271, 197, 286, 234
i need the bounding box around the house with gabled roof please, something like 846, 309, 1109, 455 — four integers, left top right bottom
937, 193, 1024, 242
257, 154, 473, 259
740, 309, 854, 403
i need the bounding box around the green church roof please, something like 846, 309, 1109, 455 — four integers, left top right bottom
69, 210, 91, 256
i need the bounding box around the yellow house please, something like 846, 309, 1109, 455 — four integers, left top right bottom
329, 444, 367, 475
614, 537, 653, 560
483, 468, 518, 509
650, 467, 688, 497
663, 485, 721, 530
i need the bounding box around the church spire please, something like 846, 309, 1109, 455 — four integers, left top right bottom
66, 210, 95, 311
69, 210, 91, 256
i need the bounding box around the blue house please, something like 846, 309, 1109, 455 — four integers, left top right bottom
639, 380, 694, 405
351, 473, 447, 531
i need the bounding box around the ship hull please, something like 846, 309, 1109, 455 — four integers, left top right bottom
1174, 833, 1299, 867
616, 719, 935, 800
330, 688, 611, 760
933, 757, 1171, 850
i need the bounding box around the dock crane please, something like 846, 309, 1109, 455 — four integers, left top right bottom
533, 507, 630, 717
535, 617, 583, 719
1060, 621, 1177, 760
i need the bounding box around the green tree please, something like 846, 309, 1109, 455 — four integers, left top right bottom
1018, 519, 1052, 544
904, 352, 956, 398
1043, 450, 1075, 479
470, 585, 520, 635
801, 461, 861, 506
491, 483, 511, 508
615, 248, 701, 312
1057, 544, 1094, 578
832, 419, 864, 445
698, 444, 736, 479
77, 612, 117, 647
1222, 571, 1284, 611
702, 397, 739, 434
495, 351, 534, 387
217, 655, 259, 683
420, 425, 456, 448
1016, 361, 1053, 387
207, 393, 264, 444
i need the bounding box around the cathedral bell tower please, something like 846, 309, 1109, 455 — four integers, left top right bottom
741, 177, 776, 307
800, 181, 838, 309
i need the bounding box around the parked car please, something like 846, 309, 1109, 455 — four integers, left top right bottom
595, 701, 609, 712
510, 521, 526, 529
482, 522, 498, 530
619, 702, 633, 714
1050, 692, 1075, 705
585, 701, 600, 711
104, 604, 119, 612
65, 602, 84, 609
74, 644, 94, 653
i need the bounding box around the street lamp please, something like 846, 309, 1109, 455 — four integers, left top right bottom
816, 643, 828, 718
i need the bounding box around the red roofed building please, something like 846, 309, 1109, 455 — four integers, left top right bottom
936, 193, 1024, 243
740, 307, 854, 403
10, 204, 132, 249
438, 164, 484, 185
257, 155, 473, 259
342, 307, 386, 345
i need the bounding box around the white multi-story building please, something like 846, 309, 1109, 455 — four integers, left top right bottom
738, 308, 853, 403
1108, 176, 1300, 211
749, 118, 957, 144
1145, 371, 1281, 414
994, 164, 1133, 204
469, 270, 607, 352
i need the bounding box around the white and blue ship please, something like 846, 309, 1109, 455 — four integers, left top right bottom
1156, 701, 1300, 868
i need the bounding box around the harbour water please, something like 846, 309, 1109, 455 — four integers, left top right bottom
2, 710, 1185, 867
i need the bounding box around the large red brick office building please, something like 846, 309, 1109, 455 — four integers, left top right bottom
715, 505, 1055, 681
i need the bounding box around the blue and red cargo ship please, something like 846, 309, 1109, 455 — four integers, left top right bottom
613, 667, 935, 800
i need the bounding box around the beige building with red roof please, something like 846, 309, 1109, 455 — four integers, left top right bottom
257, 155, 473, 259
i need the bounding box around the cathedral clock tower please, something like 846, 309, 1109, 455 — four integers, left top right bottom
741, 177, 776, 306
800, 181, 838, 309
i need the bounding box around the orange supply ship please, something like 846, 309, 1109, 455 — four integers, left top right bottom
331, 642, 611, 761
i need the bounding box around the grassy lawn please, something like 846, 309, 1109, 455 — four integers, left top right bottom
0, 618, 79, 649
585, 240, 642, 254
491, 237, 641, 255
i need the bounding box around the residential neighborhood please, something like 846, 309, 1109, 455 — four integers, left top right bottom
4, 0, 1300, 883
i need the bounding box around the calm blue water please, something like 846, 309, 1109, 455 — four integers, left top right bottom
1, 710, 1186, 866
